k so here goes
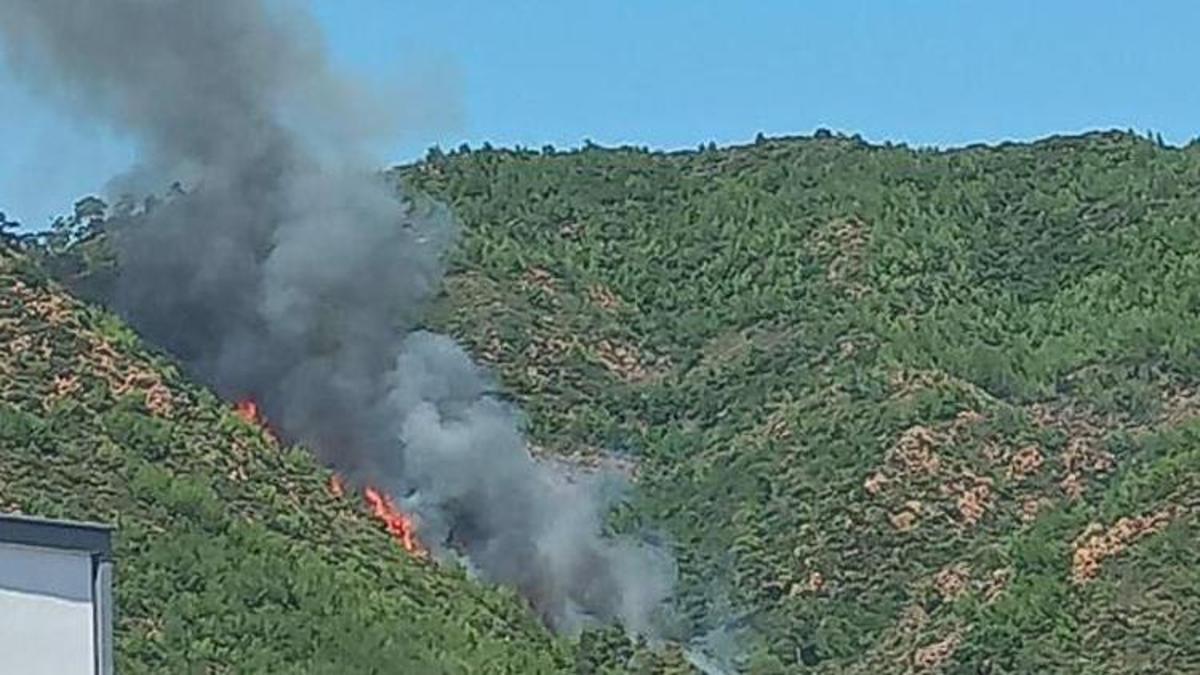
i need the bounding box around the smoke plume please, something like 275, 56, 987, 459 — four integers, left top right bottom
0, 0, 674, 635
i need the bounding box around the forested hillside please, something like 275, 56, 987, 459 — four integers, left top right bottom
0, 246, 698, 673
13, 130, 1200, 673
398, 130, 1200, 673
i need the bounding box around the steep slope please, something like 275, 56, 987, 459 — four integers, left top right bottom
20, 130, 1200, 673
396, 131, 1200, 672
0, 246, 576, 673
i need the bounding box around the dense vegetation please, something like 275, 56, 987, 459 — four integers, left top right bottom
10, 129, 1200, 672
0, 246, 700, 673
400, 131, 1200, 672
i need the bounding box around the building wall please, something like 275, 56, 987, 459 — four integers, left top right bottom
0, 541, 96, 674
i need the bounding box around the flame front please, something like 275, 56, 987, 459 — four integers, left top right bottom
363, 486, 424, 556
236, 400, 424, 557
235, 399, 263, 425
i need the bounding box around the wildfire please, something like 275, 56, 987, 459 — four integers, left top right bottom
234, 398, 264, 425
235, 398, 278, 444
235, 399, 425, 557
363, 486, 423, 556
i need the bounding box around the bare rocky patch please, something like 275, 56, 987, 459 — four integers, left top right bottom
810, 216, 870, 299
1072, 507, 1179, 583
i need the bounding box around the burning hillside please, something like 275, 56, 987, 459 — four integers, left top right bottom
0, 245, 581, 672
0, 0, 673, 638
362, 485, 424, 557
233, 399, 266, 428
237, 399, 425, 557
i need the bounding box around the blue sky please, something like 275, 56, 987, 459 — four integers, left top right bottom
3, 0, 1198, 229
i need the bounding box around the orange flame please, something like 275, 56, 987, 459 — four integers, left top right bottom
235, 398, 276, 442
364, 485, 424, 556
235, 399, 262, 424
234, 399, 424, 557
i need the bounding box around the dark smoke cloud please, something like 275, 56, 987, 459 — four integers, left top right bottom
0, 0, 673, 635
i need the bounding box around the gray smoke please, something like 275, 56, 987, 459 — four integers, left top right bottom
0, 0, 673, 635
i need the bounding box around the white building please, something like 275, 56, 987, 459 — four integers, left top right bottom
0, 513, 114, 675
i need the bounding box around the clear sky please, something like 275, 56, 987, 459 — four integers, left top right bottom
3, 0, 1198, 230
